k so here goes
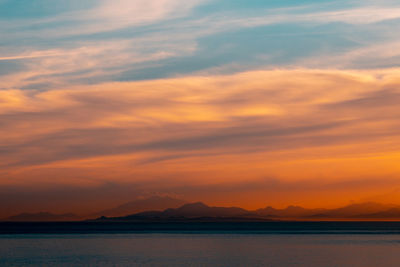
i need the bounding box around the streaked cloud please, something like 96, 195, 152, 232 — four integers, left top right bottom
1, 0, 400, 89
1, 70, 400, 198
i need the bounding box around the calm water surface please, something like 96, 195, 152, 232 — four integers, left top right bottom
1, 233, 399, 267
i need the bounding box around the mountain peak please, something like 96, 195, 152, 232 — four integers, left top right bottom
91, 196, 186, 218
89, 201, 400, 222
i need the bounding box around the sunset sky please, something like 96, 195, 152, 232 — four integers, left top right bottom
1, 0, 400, 217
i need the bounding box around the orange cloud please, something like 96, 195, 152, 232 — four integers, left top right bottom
1, 69, 400, 213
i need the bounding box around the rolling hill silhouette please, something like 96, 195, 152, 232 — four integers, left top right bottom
254, 202, 400, 219
5, 202, 400, 222
352, 208, 400, 219
97, 202, 260, 221
95, 202, 400, 221
91, 196, 186, 217
256, 205, 328, 218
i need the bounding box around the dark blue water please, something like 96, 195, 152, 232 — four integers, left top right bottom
1, 222, 400, 266
3, 221, 400, 234
1, 234, 400, 267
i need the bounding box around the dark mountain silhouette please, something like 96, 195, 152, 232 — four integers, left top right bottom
254, 202, 400, 219
91, 196, 186, 218
7, 202, 400, 222
5, 212, 80, 222
95, 202, 400, 221
352, 208, 400, 219
256, 205, 328, 218
97, 202, 256, 221
321, 202, 398, 218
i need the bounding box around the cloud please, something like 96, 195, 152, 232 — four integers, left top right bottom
91, 0, 202, 27
217, 7, 400, 29
0, 0, 204, 35
1, 0, 400, 89
0, 40, 187, 90
0, 0, 204, 89
1, 69, 400, 188
0, 50, 66, 61
292, 6, 400, 25
42, 0, 205, 36
297, 41, 400, 69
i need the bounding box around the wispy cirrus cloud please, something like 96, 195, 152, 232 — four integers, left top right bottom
1, 69, 400, 180
2, 0, 400, 90
0, 0, 205, 34
297, 41, 400, 69
2, 69, 400, 213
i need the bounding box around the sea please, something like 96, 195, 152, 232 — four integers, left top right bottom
1, 222, 400, 267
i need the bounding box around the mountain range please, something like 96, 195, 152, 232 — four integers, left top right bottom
90, 196, 186, 218
96, 201, 400, 222
102, 202, 256, 221
5, 198, 400, 222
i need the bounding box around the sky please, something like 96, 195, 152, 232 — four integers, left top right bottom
1, 0, 400, 216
